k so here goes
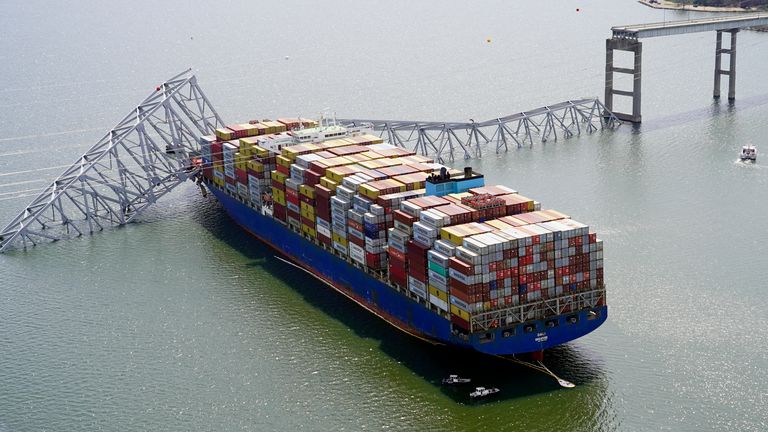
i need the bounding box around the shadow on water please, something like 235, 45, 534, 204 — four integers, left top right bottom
615, 91, 768, 134
190, 194, 607, 403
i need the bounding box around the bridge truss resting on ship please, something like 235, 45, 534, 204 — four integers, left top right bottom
0, 72, 621, 253
339, 98, 621, 163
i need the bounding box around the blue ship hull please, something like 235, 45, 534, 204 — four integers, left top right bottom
209, 186, 607, 355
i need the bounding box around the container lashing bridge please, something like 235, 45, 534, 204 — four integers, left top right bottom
0, 70, 620, 252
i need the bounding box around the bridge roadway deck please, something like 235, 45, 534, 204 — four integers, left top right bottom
612, 13, 768, 39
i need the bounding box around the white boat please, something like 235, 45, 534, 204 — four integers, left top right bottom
469, 386, 500, 398
740, 145, 757, 162
442, 374, 471, 385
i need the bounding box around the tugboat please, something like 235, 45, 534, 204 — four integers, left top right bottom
469, 387, 500, 399
442, 375, 471, 385
740, 145, 757, 162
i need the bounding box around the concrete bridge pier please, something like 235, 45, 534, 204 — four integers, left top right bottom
714, 29, 738, 101
604, 38, 642, 123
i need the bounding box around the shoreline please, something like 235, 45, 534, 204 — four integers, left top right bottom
638, 0, 758, 13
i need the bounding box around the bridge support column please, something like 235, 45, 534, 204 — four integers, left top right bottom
714, 29, 738, 101
605, 38, 642, 123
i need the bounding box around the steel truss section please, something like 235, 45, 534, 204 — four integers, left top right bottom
469, 288, 606, 333
0, 70, 224, 253
339, 98, 620, 163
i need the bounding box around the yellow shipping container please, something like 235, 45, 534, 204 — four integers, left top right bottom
332, 232, 348, 246
344, 153, 370, 163
300, 201, 315, 213
276, 155, 292, 167
484, 219, 510, 231
440, 226, 466, 246
301, 206, 316, 220
239, 123, 258, 136
299, 184, 315, 199
360, 150, 384, 160
213, 177, 225, 187
302, 224, 317, 238
270, 170, 287, 183
319, 177, 337, 191
274, 195, 286, 207
252, 145, 268, 158
248, 160, 264, 173
429, 286, 448, 302
215, 128, 234, 141
239, 136, 259, 150
261, 120, 287, 134
213, 162, 224, 172
446, 192, 472, 201
450, 304, 471, 321
325, 166, 355, 184
358, 183, 379, 200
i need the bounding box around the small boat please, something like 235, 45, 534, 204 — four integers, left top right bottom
740, 145, 757, 162
469, 386, 500, 398
442, 374, 471, 385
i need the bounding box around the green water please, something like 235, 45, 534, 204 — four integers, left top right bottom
1, 1, 767, 430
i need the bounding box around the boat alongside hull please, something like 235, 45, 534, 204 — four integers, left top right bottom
209, 185, 607, 356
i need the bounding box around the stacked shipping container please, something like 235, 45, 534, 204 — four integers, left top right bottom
200, 118, 604, 335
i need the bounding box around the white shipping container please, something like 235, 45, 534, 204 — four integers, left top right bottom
428, 270, 448, 287
317, 224, 332, 238
433, 240, 456, 257
429, 295, 449, 312
408, 276, 427, 293
429, 278, 448, 291
409, 283, 427, 299
412, 232, 435, 248
333, 241, 348, 254
349, 242, 366, 264
449, 295, 470, 311
427, 250, 450, 267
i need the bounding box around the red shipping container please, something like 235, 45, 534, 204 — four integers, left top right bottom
273, 203, 287, 221
389, 248, 406, 263
451, 315, 470, 331
407, 240, 430, 259
394, 210, 417, 225
366, 252, 384, 269
315, 184, 333, 199
277, 165, 290, 175
318, 233, 332, 246
304, 170, 322, 186
348, 220, 364, 232
349, 235, 365, 247
210, 142, 223, 159
408, 267, 427, 283
449, 257, 473, 275
225, 175, 236, 185
389, 270, 407, 287
235, 168, 247, 185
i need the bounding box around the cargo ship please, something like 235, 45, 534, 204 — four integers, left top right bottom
197, 118, 607, 357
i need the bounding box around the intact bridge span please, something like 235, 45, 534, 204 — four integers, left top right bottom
605, 13, 768, 122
